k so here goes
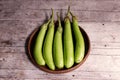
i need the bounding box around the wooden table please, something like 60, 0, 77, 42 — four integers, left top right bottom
0, 0, 120, 80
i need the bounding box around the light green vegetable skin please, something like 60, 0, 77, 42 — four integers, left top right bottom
64, 7, 74, 68
70, 12, 85, 63
43, 9, 55, 70
53, 13, 64, 69
33, 18, 51, 66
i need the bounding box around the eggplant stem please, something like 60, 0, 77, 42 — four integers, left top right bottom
67, 6, 70, 17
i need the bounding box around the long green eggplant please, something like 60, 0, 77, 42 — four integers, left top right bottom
43, 9, 55, 70
53, 13, 64, 69
33, 19, 51, 66
63, 7, 74, 68
70, 12, 85, 63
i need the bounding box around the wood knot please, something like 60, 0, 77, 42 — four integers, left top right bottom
72, 75, 75, 77
104, 44, 107, 47
1, 40, 12, 45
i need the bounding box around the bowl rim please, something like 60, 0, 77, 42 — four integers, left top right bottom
27, 26, 91, 74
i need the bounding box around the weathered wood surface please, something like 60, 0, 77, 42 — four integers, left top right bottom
0, 0, 120, 80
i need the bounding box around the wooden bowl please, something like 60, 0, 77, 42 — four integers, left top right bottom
27, 26, 91, 74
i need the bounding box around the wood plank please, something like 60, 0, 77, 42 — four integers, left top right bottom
0, 41, 119, 53
1, 9, 120, 22
0, 51, 120, 71
0, 46, 120, 54
1, 39, 120, 48
0, 43, 120, 56
0, 0, 120, 11
0, 0, 117, 2
0, 69, 120, 80
0, 43, 120, 54
0, 21, 120, 47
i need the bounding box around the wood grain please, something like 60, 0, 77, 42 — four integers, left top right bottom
0, 70, 120, 80
0, 51, 120, 70
0, 0, 119, 2
0, 0, 120, 80
0, 22, 120, 47
0, 0, 120, 11
1, 10, 120, 22
1, 0, 120, 22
